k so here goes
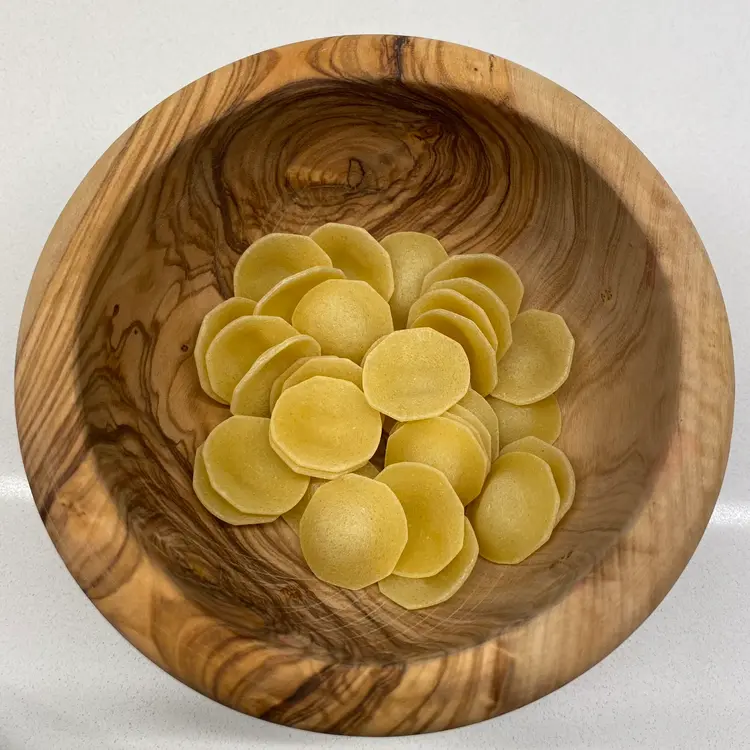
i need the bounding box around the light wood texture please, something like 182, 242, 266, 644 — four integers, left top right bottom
14, 36, 733, 735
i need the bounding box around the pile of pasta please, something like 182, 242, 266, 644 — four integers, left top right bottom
193, 225, 575, 610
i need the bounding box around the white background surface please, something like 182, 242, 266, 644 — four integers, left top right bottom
1, 1, 748, 748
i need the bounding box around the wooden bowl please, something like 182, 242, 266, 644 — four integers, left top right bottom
15, 36, 733, 735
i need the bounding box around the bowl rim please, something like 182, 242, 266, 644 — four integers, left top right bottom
14, 34, 734, 736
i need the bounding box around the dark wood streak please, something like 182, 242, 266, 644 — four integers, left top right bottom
15, 36, 733, 735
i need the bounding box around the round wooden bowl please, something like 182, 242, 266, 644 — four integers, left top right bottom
15, 36, 733, 735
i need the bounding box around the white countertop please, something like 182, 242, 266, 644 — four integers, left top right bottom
1, 1, 748, 748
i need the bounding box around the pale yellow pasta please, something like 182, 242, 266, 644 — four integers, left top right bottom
268, 357, 313, 413
407, 288, 498, 350
233, 233, 332, 300
410, 309, 497, 397
376, 462, 464, 578
270, 376, 382, 476
230, 335, 321, 417
467, 452, 559, 564
500, 436, 576, 521
299, 474, 407, 589
458, 389, 500, 460
202, 416, 309, 515
385, 416, 488, 505
274, 355, 362, 409
193, 445, 278, 525
282, 462, 386, 535
445, 404, 492, 461
362, 328, 470, 421
205, 315, 298, 403
421, 253, 524, 320
269, 433, 369, 480
360, 334, 389, 365
310, 223, 394, 300
253, 266, 345, 321
487, 394, 562, 447
378, 518, 478, 610
292, 278, 394, 363
194, 297, 256, 402
428, 277, 512, 360
492, 310, 575, 405
380, 231, 448, 328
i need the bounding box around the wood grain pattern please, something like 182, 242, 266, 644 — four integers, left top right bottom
15, 35, 733, 735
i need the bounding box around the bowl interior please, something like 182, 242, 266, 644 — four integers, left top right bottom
77, 77, 679, 663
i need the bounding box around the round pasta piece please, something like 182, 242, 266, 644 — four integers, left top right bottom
270, 376, 382, 475
300, 474, 408, 590
379, 518, 478, 610
459, 389, 500, 460
492, 310, 575, 405
410, 309, 497, 397
205, 315, 298, 403
203, 416, 309, 515
487, 394, 562, 447
421, 253, 524, 320
194, 297, 257, 402
269, 435, 369, 479
446, 404, 492, 461
233, 233, 332, 300
282, 462, 380, 534
429, 277, 512, 360
376, 462, 464, 578
277, 356, 362, 404
385, 416, 488, 505
292, 278, 394, 363
230, 334, 321, 417
380, 231, 448, 328
501, 436, 576, 521
360, 333, 389, 365
407, 288, 498, 350
467, 452, 559, 564
193, 445, 278, 525
310, 223, 394, 300
362, 328, 470, 421
254, 266, 345, 321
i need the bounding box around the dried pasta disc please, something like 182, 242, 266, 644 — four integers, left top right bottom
292, 278, 394, 363
230, 335, 321, 417
407, 288, 498, 350
380, 231, 448, 328
500, 436, 576, 521
429, 277, 512, 360
421, 253, 524, 320
445, 404, 492, 461
467, 452, 559, 564
378, 518, 478, 610
277, 356, 362, 404
193, 445, 278, 525
458, 389, 500, 460
376, 462, 464, 578
385, 416, 488, 505
270, 433, 369, 479
233, 233, 331, 300
194, 298, 257, 402
254, 266, 345, 321
270, 376, 382, 475
282, 462, 380, 534
487, 394, 562, 447
203, 416, 309, 515
205, 315, 298, 403
492, 310, 574, 405
362, 328, 470, 421
410, 309, 497, 397
299, 474, 408, 590
310, 223, 394, 300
